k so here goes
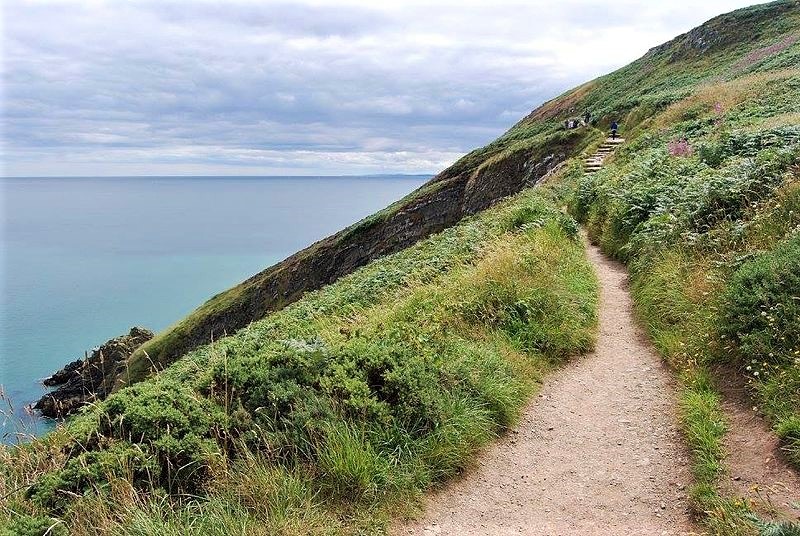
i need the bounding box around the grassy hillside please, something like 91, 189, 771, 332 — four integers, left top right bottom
1, 187, 597, 534
120, 1, 797, 391
120, 110, 592, 387
3, 1, 800, 534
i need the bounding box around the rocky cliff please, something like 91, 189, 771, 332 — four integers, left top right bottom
36, 327, 153, 417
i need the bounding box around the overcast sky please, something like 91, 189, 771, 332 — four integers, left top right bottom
2, 0, 761, 177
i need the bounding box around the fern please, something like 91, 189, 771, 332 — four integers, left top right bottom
746, 513, 800, 536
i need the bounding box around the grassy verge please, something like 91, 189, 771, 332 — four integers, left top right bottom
1, 185, 598, 535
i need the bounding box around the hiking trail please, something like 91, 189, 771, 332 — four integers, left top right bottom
395, 138, 700, 535
394, 137, 800, 534
584, 137, 625, 174
394, 228, 697, 535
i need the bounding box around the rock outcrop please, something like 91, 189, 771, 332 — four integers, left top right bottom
35, 327, 153, 417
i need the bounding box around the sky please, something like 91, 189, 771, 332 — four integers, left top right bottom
2, 0, 762, 177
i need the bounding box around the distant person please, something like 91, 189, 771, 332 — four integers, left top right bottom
611, 120, 619, 139
584, 111, 591, 125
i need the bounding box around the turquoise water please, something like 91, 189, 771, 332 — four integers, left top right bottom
0, 176, 428, 441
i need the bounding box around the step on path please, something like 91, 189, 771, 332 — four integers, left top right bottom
584, 138, 625, 174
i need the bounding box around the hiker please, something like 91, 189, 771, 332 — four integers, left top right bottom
610, 120, 619, 139
584, 111, 591, 125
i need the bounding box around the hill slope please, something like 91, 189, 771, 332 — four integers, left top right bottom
3, 1, 800, 534
118, 0, 800, 388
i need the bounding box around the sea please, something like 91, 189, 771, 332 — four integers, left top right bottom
0, 175, 429, 442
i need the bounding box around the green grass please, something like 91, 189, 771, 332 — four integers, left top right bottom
1, 185, 598, 534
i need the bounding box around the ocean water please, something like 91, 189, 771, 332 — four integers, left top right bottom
0, 175, 428, 441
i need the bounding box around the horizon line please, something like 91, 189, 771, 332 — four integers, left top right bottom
1, 173, 435, 179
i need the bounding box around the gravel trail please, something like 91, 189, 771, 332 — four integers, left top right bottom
394, 238, 698, 536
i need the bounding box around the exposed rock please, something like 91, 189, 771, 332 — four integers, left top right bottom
42, 358, 83, 387
35, 327, 153, 417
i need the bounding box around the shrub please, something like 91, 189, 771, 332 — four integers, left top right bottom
721, 234, 800, 368
0, 514, 68, 536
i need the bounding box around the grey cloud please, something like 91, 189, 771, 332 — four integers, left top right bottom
2, 0, 758, 176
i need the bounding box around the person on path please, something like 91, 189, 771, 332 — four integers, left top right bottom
611, 120, 619, 139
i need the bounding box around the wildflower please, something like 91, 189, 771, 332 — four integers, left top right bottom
668, 138, 693, 157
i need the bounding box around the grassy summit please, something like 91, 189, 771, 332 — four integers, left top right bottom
3, 1, 800, 534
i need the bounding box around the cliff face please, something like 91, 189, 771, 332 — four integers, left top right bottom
121, 128, 588, 386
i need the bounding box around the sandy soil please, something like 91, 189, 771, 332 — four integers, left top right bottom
393, 239, 698, 536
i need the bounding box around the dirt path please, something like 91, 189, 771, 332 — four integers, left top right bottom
715, 368, 800, 521
394, 238, 697, 536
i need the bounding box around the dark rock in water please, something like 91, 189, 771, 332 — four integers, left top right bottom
42, 358, 84, 387
35, 327, 153, 418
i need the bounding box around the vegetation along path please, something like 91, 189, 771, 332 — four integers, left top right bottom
396, 236, 698, 535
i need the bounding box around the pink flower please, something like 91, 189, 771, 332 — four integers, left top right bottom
668, 138, 693, 157
733, 34, 800, 71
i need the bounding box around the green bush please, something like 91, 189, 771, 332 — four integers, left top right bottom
721, 234, 800, 368
0, 514, 68, 536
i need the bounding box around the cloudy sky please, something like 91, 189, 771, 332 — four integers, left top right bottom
3, 0, 760, 177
